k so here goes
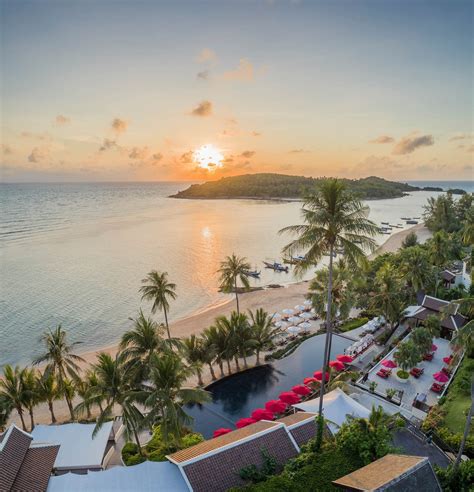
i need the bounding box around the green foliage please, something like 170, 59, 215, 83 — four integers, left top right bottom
337, 317, 369, 333
239, 448, 278, 484
181, 431, 205, 448
435, 460, 474, 492
312, 415, 324, 452
401, 231, 418, 248
393, 340, 421, 371
125, 454, 146, 466
396, 370, 409, 379
172, 174, 419, 200
266, 333, 317, 360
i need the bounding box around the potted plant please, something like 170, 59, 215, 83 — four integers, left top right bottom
386, 388, 397, 401
394, 341, 421, 384
369, 381, 378, 393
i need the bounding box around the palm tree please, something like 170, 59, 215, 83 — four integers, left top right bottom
423, 314, 441, 339
214, 315, 239, 374
249, 308, 280, 364
140, 270, 177, 340
36, 370, 60, 423
75, 352, 145, 454
411, 327, 433, 354
398, 246, 434, 297
0, 395, 13, 432
33, 325, 85, 421
203, 325, 227, 377
0, 365, 28, 431
394, 340, 421, 373
21, 368, 38, 431
461, 208, 474, 245
201, 334, 217, 381
279, 178, 378, 418
142, 352, 210, 446
427, 231, 450, 267
218, 254, 251, 315
182, 335, 206, 386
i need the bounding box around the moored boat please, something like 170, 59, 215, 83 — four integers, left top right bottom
263, 261, 289, 272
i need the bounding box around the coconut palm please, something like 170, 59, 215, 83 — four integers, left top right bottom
33, 325, 85, 420
21, 368, 38, 431
394, 341, 422, 372
214, 315, 239, 374
182, 335, 206, 386
35, 370, 60, 423
218, 254, 251, 315
461, 208, 474, 245
411, 327, 433, 354
201, 334, 217, 381
279, 178, 378, 418
75, 352, 145, 454
142, 352, 210, 446
427, 231, 451, 267
249, 308, 280, 364
0, 365, 28, 431
423, 314, 441, 339
203, 325, 227, 377
0, 395, 12, 432
140, 270, 177, 340
398, 246, 434, 297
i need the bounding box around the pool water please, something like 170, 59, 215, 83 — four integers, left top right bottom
187, 333, 351, 437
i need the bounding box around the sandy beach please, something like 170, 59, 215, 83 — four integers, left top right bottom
5, 223, 431, 427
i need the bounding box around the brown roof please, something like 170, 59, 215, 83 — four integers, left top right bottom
413, 308, 466, 331
440, 270, 456, 282
168, 421, 279, 464
0, 426, 32, 491
421, 295, 450, 312
276, 412, 317, 427
332, 454, 426, 490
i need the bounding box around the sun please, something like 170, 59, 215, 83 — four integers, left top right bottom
193, 144, 224, 171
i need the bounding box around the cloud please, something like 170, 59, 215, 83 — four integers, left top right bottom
467, 145, 474, 153
222, 58, 255, 81
28, 147, 49, 163
151, 153, 163, 162
251, 131, 261, 137
449, 134, 471, 141
180, 151, 194, 164
197, 70, 210, 80
241, 150, 255, 158
55, 114, 70, 126
288, 149, 310, 153
111, 118, 128, 134
392, 134, 434, 155
369, 135, 394, 144
21, 131, 49, 141
196, 48, 217, 63
190, 100, 213, 117
128, 146, 149, 160
99, 138, 119, 152
1, 144, 13, 155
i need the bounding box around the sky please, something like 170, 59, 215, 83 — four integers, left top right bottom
1, 0, 473, 182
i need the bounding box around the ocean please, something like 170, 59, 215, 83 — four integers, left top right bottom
0, 181, 471, 366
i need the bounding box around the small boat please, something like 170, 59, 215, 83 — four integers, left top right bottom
381, 221, 389, 225
406, 220, 418, 225
292, 255, 306, 262
263, 261, 289, 272
244, 270, 261, 278
401, 217, 411, 220
413, 217, 420, 219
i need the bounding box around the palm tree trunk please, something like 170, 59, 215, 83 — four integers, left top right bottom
29, 408, 35, 431
256, 350, 261, 365
234, 357, 240, 371
234, 277, 240, 315
208, 363, 216, 380
130, 422, 143, 456
455, 381, 473, 468
197, 369, 203, 386
164, 308, 171, 340
318, 243, 334, 418
226, 359, 232, 375
218, 361, 224, 377
17, 407, 27, 431
243, 354, 248, 369
65, 394, 75, 421
48, 400, 57, 423
99, 401, 104, 413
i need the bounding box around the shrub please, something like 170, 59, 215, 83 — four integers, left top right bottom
239, 448, 278, 484
337, 317, 369, 333
182, 432, 205, 448
435, 460, 474, 492
125, 454, 146, 466
121, 442, 139, 458
396, 369, 409, 379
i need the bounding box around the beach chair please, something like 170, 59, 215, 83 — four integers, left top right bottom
441, 366, 452, 376
409, 367, 424, 378
422, 353, 434, 361
376, 368, 391, 378
430, 382, 445, 393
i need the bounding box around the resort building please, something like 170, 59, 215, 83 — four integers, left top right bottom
276, 412, 318, 447
332, 454, 442, 491
31, 420, 123, 475
0, 425, 59, 492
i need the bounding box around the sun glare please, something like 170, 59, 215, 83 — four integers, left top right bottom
193, 144, 224, 171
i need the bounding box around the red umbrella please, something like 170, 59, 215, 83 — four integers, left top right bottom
236, 418, 257, 429
292, 385, 311, 396
381, 359, 397, 368
279, 391, 301, 404
336, 354, 353, 363
329, 360, 345, 371
251, 408, 275, 421
442, 356, 452, 364
313, 370, 330, 382
303, 377, 318, 385
433, 372, 449, 383
213, 428, 232, 438
431, 344, 438, 351
265, 399, 287, 413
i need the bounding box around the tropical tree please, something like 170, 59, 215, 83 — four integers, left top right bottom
427, 231, 450, 267
214, 315, 238, 373
401, 231, 418, 249
21, 368, 38, 431
423, 314, 441, 339
461, 207, 474, 245
201, 334, 217, 381
141, 352, 210, 446
249, 308, 280, 364
140, 270, 177, 340
218, 254, 251, 315
75, 352, 145, 454
33, 325, 85, 420
35, 370, 60, 423
203, 325, 228, 377
0, 395, 12, 432
398, 246, 434, 297
279, 178, 378, 418
411, 327, 433, 355
182, 335, 206, 386
0, 365, 28, 431
394, 340, 421, 372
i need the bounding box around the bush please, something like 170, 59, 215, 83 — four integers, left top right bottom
337, 317, 369, 333
396, 370, 409, 379
182, 432, 205, 448
435, 460, 474, 492
125, 454, 146, 466
121, 442, 139, 459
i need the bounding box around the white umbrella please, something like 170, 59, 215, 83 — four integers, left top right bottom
275, 321, 289, 329
303, 299, 312, 306
294, 305, 306, 312
288, 316, 303, 325
282, 308, 295, 316
300, 312, 313, 320
287, 325, 302, 335
272, 312, 282, 320
299, 321, 312, 332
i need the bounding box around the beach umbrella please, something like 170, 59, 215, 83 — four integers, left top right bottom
294, 305, 306, 312
236, 418, 257, 429
303, 377, 318, 385
442, 356, 453, 364
282, 308, 295, 316
213, 428, 232, 438
303, 299, 312, 307
431, 344, 438, 352
313, 370, 330, 382
272, 312, 282, 320
274, 321, 288, 329
287, 325, 302, 335
288, 316, 303, 324
329, 360, 345, 371
381, 359, 397, 369
300, 312, 313, 320
299, 322, 312, 332
433, 372, 449, 383
279, 391, 301, 404
292, 385, 311, 396
265, 399, 287, 413
251, 408, 274, 421
336, 354, 353, 363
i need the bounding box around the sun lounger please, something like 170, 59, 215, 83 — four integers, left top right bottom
430, 382, 445, 393
441, 367, 451, 376
410, 367, 424, 378
422, 353, 434, 361
377, 368, 391, 378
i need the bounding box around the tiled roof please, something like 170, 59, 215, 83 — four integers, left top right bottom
168, 421, 278, 464
412, 307, 465, 330
421, 295, 450, 312
276, 412, 317, 428
0, 426, 33, 491
332, 454, 426, 490
440, 270, 456, 281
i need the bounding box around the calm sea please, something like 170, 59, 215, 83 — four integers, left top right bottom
0, 181, 471, 366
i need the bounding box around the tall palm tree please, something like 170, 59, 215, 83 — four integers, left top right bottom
214, 315, 239, 374
394, 340, 421, 372
201, 334, 217, 381
411, 327, 433, 354
0, 395, 13, 433
231, 312, 256, 369
182, 335, 206, 386
279, 178, 378, 418
249, 308, 280, 365
33, 325, 85, 421
21, 368, 38, 431
218, 254, 251, 315
427, 231, 450, 267
0, 365, 28, 431
423, 314, 441, 339
398, 246, 434, 297
203, 325, 227, 377
75, 352, 145, 454
140, 270, 177, 340
142, 352, 210, 446
35, 370, 60, 423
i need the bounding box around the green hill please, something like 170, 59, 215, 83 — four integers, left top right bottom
170, 173, 420, 200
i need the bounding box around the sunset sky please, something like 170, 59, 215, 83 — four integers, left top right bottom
1, 0, 473, 182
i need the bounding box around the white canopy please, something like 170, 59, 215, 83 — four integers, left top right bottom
47, 460, 188, 491
274, 321, 288, 329
292, 388, 370, 434
282, 308, 295, 316
300, 312, 313, 320
299, 322, 312, 331
288, 316, 303, 325
287, 325, 301, 335
32, 421, 113, 470
294, 305, 306, 312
